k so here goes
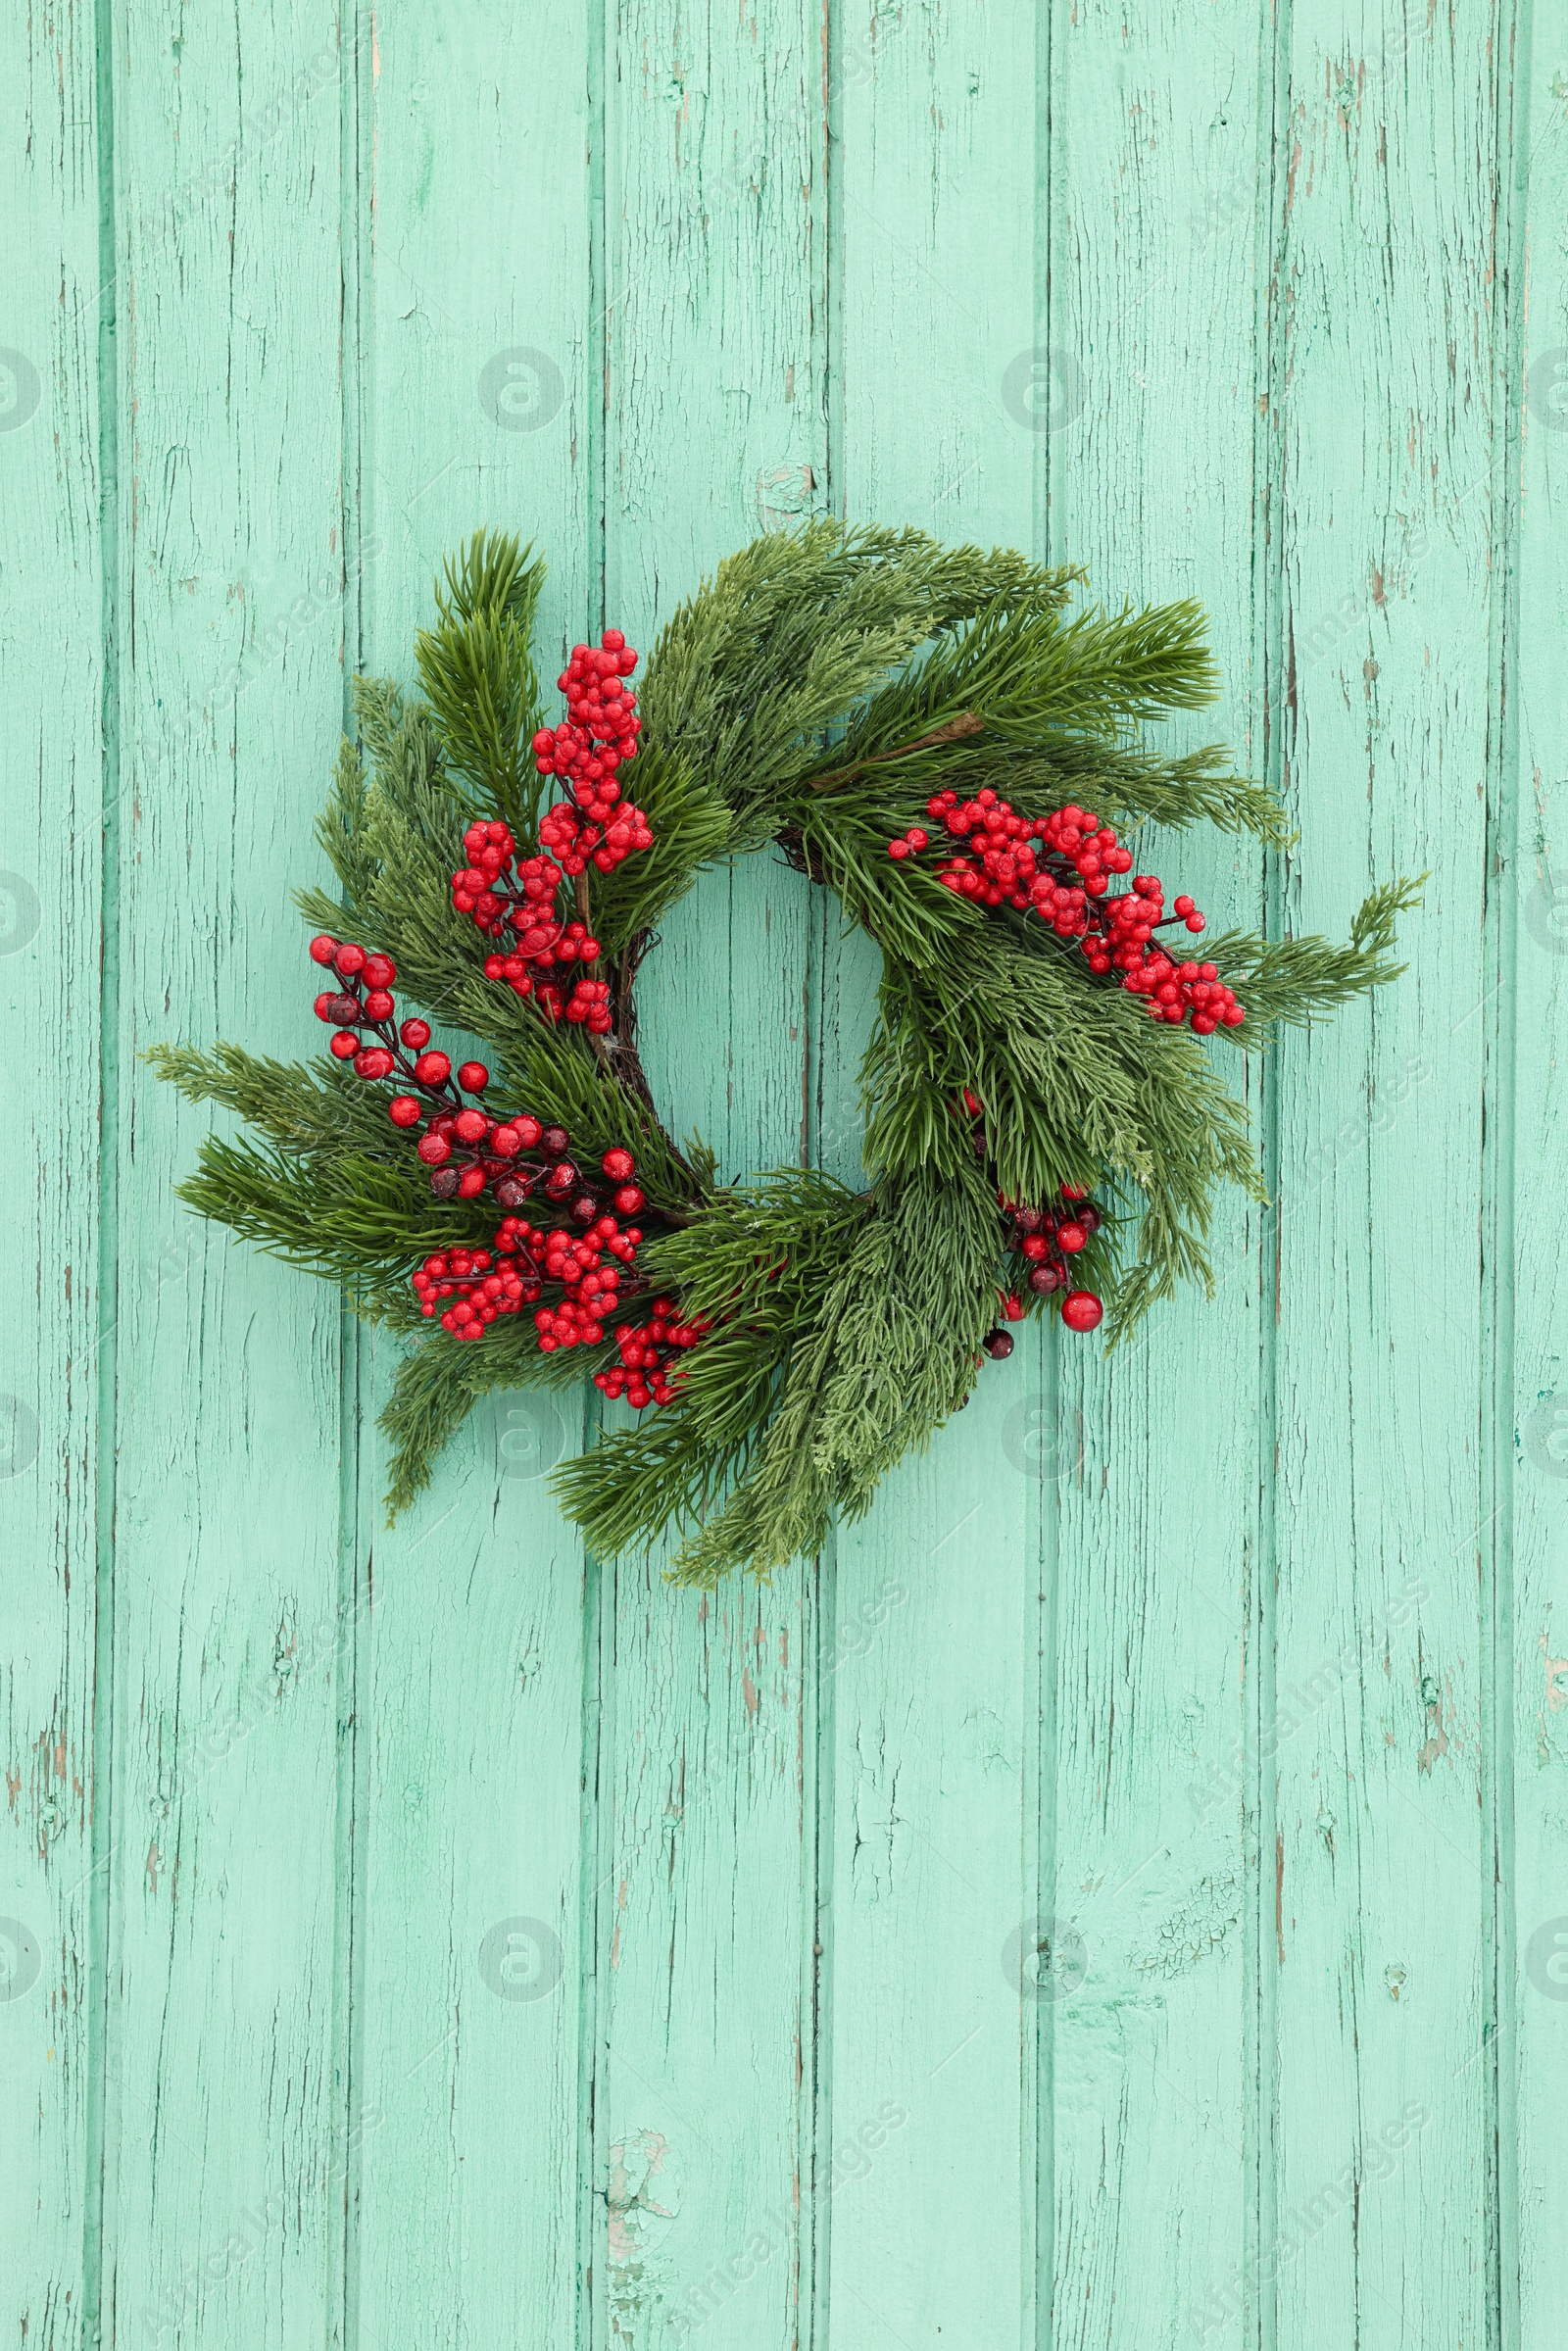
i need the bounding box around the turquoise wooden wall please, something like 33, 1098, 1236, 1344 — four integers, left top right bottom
5, 1, 1566, 2344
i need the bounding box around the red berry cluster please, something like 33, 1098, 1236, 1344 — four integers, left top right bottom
309, 926, 651, 1206
594, 1297, 710, 1409
954, 1089, 1105, 1336
307, 932, 706, 1384
412, 1246, 533, 1338
449, 630, 654, 1032
1004, 1186, 1104, 1330
890, 790, 1246, 1035
313, 930, 592, 1206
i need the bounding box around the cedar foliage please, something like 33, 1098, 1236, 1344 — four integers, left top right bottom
151, 523, 1416, 1582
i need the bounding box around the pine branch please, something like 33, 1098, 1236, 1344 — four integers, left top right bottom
175, 1136, 480, 1304
413, 529, 548, 838
149, 1042, 413, 1168
1201, 876, 1425, 1036
379, 1309, 590, 1521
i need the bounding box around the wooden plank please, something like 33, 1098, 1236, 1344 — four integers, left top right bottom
816, 13, 1049, 2343
344, 3, 600, 2342
1041, 9, 1271, 2344
1266, 6, 1503, 2343
1504, 18, 1567, 2347
0, 6, 104, 2345
575, 3, 827, 2341
101, 7, 352, 2342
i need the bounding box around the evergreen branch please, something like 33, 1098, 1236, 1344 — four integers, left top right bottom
154, 518, 1417, 1570
148, 1042, 412, 1168
176, 1137, 483, 1300
413, 530, 548, 837
1201, 876, 1424, 1037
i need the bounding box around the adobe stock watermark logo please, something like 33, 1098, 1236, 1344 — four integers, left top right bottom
479, 347, 565, 434
1524, 871, 1568, 955
1000, 1392, 1083, 1485
0, 1396, 40, 1479
1525, 1917, 1568, 2000
1526, 347, 1568, 433
478, 1916, 564, 2003
0, 871, 41, 955
0, 348, 41, 432
491, 1391, 573, 1483
1003, 1915, 1088, 2003
0, 1917, 41, 2002
1189, 171, 1250, 249
1524, 1394, 1568, 1481
1002, 346, 1088, 434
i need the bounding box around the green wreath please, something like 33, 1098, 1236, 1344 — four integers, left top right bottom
153, 524, 1416, 1584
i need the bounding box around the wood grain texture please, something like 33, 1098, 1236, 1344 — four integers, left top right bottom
582, 6, 826, 2337
822, 12, 1048, 2343
1504, 15, 1568, 2350
346, 5, 597, 2342
6, 2, 1557, 2345
1043, 7, 1270, 2344
1268, 5, 1509, 2344
101, 5, 351, 2343
0, 8, 104, 2349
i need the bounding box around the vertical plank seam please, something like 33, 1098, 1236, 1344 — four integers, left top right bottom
575, 0, 612, 2338
808, 8, 843, 2342
82, 0, 122, 2332
1034, 10, 1058, 2343
332, 3, 376, 2344
804, 887, 838, 2351
1247, 4, 1293, 2346
1482, 0, 1531, 2340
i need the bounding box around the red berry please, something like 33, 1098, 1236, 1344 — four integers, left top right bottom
334, 943, 367, 977
309, 934, 338, 965
364, 989, 395, 1021
454, 1108, 488, 1145
329, 1030, 361, 1059
363, 954, 397, 987
414, 1051, 451, 1086
515, 1116, 543, 1149
314, 992, 337, 1022
982, 1328, 1014, 1360
613, 1185, 645, 1214
458, 1060, 489, 1092
492, 1125, 522, 1156
602, 1148, 635, 1181
1061, 1291, 1103, 1332
417, 1133, 451, 1165
388, 1096, 422, 1128
400, 1018, 432, 1049
1056, 1221, 1087, 1253
354, 1047, 395, 1081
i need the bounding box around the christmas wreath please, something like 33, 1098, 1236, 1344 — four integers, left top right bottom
154, 524, 1416, 1584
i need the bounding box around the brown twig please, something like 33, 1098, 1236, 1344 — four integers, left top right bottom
567, 907, 702, 1220
806, 710, 985, 791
